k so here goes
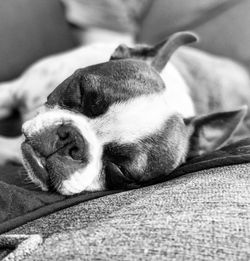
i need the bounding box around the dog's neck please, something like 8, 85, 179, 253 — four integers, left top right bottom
161, 62, 195, 118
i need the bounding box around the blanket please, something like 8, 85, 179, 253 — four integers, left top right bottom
7, 157, 250, 260
1, 138, 250, 235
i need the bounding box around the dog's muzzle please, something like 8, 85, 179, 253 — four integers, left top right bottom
21, 124, 90, 193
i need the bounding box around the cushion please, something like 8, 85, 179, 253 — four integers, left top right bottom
7, 163, 250, 260
0, 0, 76, 81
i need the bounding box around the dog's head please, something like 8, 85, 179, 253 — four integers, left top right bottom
21, 32, 246, 195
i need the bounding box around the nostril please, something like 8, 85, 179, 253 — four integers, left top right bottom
69, 146, 80, 160
55, 125, 89, 162
57, 126, 71, 141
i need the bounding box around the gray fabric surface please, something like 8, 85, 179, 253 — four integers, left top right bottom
5, 163, 250, 260
0, 234, 42, 261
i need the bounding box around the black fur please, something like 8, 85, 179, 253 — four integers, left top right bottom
104, 115, 189, 189
22, 124, 90, 189
46, 59, 165, 118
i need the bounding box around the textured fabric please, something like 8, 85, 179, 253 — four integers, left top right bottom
1, 138, 250, 234
6, 163, 250, 260
0, 163, 120, 234
0, 234, 42, 261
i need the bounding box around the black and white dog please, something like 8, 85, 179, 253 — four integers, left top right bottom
2, 32, 250, 195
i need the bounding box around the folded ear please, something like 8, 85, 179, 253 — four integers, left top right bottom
186, 106, 247, 158
151, 31, 198, 72
110, 31, 198, 72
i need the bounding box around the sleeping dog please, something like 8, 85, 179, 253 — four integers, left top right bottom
2, 32, 250, 195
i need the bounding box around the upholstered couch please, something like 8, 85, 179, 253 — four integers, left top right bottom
0, 1, 249, 260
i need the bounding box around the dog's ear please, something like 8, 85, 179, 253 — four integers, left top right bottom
186, 107, 247, 158
151, 31, 198, 72
110, 31, 198, 72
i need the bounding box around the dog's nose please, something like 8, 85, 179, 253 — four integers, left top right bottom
57, 125, 71, 141
22, 123, 89, 162
56, 125, 89, 161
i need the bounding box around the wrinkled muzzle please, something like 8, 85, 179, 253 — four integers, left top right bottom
21, 110, 103, 195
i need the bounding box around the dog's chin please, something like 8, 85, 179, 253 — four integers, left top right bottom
21, 142, 49, 191
21, 142, 72, 194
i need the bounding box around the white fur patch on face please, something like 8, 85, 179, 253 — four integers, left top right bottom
58, 167, 104, 195
22, 108, 103, 194
90, 90, 176, 144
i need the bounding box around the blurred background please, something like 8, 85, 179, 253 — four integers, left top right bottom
0, 0, 250, 135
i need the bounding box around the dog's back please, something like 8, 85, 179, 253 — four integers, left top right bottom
172, 47, 250, 114
171, 46, 250, 140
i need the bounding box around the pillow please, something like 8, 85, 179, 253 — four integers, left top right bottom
0, 0, 76, 81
